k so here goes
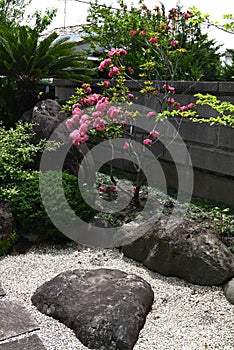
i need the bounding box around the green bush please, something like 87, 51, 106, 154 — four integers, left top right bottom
0, 231, 19, 256
4, 170, 96, 241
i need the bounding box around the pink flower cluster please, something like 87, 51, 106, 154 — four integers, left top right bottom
108, 48, 127, 57
98, 58, 112, 72
163, 84, 175, 93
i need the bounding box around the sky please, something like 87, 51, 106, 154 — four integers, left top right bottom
27, 0, 234, 51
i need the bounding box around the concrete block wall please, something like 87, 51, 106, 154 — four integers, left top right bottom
53, 79, 234, 205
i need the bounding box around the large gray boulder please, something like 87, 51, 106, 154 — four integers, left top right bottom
122, 215, 234, 286
31, 268, 154, 350
224, 278, 234, 304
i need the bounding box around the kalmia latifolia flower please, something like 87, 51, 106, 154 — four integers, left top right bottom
146, 111, 157, 118
123, 141, 130, 150
108, 66, 120, 78
171, 40, 179, 47
143, 139, 153, 146
98, 58, 112, 72
103, 80, 111, 87
149, 37, 158, 43
167, 97, 175, 103
82, 83, 92, 93
108, 48, 127, 57
163, 84, 175, 93
150, 130, 160, 139
128, 66, 135, 74
99, 186, 107, 192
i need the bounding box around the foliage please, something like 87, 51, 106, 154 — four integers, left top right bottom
0, 25, 95, 121
0, 231, 19, 256
0, 122, 45, 186
0, 25, 94, 85
84, 0, 222, 81
221, 49, 234, 81
0, 171, 96, 241
191, 94, 234, 127
0, 0, 56, 33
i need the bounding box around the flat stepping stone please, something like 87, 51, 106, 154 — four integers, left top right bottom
0, 283, 5, 297
0, 300, 39, 341
32, 268, 154, 350
0, 334, 45, 350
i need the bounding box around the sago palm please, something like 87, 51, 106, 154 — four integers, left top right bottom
0, 25, 94, 83
0, 25, 95, 118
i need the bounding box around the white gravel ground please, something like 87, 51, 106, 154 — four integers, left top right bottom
0, 242, 233, 350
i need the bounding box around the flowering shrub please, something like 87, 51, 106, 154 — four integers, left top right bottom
63, 48, 196, 199
84, 0, 222, 81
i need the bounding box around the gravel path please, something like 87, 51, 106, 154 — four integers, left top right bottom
0, 242, 233, 350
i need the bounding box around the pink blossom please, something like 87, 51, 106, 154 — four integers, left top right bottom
103, 80, 111, 87
171, 40, 179, 47
128, 93, 134, 99
107, 106, 121, 119
123, 141, 130, 150
166, 25, 171, 30
79, 123, 89, 134
99, 186, 107, 192
72, 106, 82, 115
128, 66, 135, 74
108, 66, 120, 78
141, 5, 147, 10
143, 139, 152, 146
188, 103, 195, 109
153, 89, 159, 95
149, 37, 158, 43
110, 185, 116, 192
82, 83, 92, 93
150, 130, 160, 139
93, 117, 107, 131
65, 118, 75, 130
108, 48, 127, 57
95, 97, 109, 112
182, 13, 190, 19
80, 114, 90, 124
167, 97, 175, 103
98, 58, 112, 72
85, 93, 100, 105
92, 111, 103, 118
130, 30, 137, 35
140, 30, 147, 35
146, 111, 157, 118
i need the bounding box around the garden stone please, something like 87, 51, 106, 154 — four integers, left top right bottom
0, 300, 39, 341
0, 335, 45, 350
0, 201, 15, 239
224, 278, 234, 304
122, 215, 234, 286
21, 99, 87, 175
0, 283, 5, 297
31, 268, 154, 350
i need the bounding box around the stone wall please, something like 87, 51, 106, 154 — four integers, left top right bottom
53, 79, 234, 205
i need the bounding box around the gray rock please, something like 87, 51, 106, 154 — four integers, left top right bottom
31, 268, 154, 350
0, 201, 15, 240
0, 283, 5, 297
0, 335, 45, 350
122, 215, 234, 286
224, 278, 234, 304
21, 99, 88, 175
0, 301, 39, 341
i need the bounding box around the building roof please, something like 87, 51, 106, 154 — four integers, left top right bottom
43, 25, 86, 43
